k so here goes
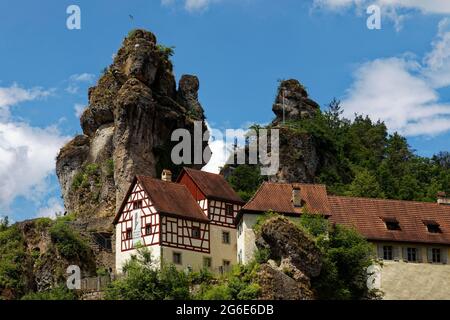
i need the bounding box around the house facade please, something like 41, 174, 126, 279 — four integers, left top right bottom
177, 168, 245, 272
113, 168, 244, 274
113, 175, 211, 273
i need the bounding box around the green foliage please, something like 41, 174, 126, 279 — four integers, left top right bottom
156, 44, 175, 59
105, 247, 190, 300
195, 262, 261, 300
0, 225, 28, 299
298, 212, 329, 238
312, 224, 376, 300
252, 211, 280, 234
72, 163, 101, 191
254, 248, 271, 264
21, 285, 77, 300
0, 216, 9, 231
226, 164, 265, 201
345, 168, 385, 198
49, 220, 90, 260
35, 217, 52, 231
105, 159, 114, 178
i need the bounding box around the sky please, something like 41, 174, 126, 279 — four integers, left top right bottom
0, 0, 450, 221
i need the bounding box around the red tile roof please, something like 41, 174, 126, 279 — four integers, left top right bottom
178, 167, 244, 203
113, 176, 209, 224
241, 182, 331, 216
329, 195, 450, 245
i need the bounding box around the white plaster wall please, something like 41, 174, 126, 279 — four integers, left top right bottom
209, 224, 237, 270
162, 246, 210, 271
237, 214, 259, 265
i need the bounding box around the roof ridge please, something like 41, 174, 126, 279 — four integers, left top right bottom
137, 174, 185, 187
329, 194, 441, 206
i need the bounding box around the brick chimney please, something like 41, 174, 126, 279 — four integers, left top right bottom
437, 192, 450, 205
292, 185, 302, 208
161, 169, 172, 182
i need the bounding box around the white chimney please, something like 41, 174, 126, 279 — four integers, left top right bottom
437, 192, 450, 205
161, 169, 172, 182
292, 185, 302, 208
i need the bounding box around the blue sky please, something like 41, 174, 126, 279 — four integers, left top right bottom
1, 0, 450, 221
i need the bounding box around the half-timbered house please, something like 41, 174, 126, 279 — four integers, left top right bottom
177, 167, 245, 272
113, 175, 210, 273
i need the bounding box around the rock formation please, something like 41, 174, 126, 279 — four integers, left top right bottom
268, 79, 320, 183
255, 216, 322, 299
56, 29, 209, 222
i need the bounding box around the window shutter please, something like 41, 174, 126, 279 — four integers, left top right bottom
442, 249, 448, 264
427, 248, 432, 263
403, 247, 408, 262
393, 246, 400, 261
377, 244, 384, 260
417, 247, 422, 262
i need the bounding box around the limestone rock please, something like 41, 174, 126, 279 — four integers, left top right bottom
255, 216, 322, 300
272, 79, 319, 124
269, 79, 320, 183
56, 29, 209, 219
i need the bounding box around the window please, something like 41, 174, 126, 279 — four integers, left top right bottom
407, 248, 417, 262
133, 200, 143, 210
237, 222, 242, 237
222, 231, 230, 244
426, 223, 442, 233
238, 250, 243, 264
125, 228, 132, 240
432, 248, 441, 263
192, 226, 201, 239
223, 260, 231, 268
203, 257, 212, 268
383, 246, 393, 260
144, 223, 152, 235
382, 218, 401, 231
225, 204, 234, 217
173, 252, 182, 265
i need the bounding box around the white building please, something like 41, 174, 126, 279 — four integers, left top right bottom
113, 168, 244, 274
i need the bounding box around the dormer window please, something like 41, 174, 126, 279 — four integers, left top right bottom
424, 221, 442, 233
382, 217, 401, 231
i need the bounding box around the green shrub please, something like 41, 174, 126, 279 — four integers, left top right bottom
0, 225, 28, 299
105, 247, 190, 300
254, 248, 271, 264
49, 221, 89, 260
21, 285, 77, 300
156, 44, 175, 59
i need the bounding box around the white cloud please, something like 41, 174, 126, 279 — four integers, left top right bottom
314, 0, 450, 13
341, 19, 450, 137
0, 122, 68, 209
422, 18, 450, 88
202, 122, 252, 173
0, 84, 68, 212
66, 73, 95, 94
161, 0, 217, 12
36, 197, 64, 219
74, 103, 86, 118
313, 0, 450, 30
0, 84, 52, 118
69, 73, 95, 83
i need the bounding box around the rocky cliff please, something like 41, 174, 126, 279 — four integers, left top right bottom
255, 216, 322, 299
268, 79, 320, 183
56, 29, 208, 222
